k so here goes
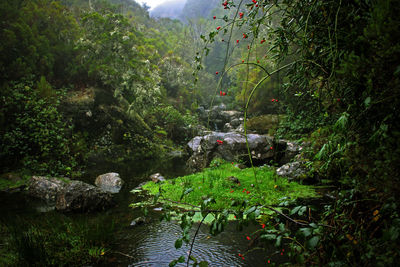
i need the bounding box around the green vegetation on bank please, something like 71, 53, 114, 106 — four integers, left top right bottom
142, 160, 316, 210
0, 214, 118, 266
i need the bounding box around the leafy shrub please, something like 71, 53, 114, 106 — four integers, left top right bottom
0, 78, 76, 175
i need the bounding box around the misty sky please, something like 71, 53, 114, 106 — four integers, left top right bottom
137, 0, 170, 9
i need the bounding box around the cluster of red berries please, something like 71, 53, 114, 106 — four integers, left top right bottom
216, 139, 224, 145
219, 91, 227, 96
239, 12, 244, 19
260, 39, 266, 44
271, 98, 279, 102
222, 1, 229, 9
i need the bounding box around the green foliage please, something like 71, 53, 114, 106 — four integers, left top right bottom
0, 79, 76, 175
195, 0, 400, 265
145, 105, 198, 144
0, 0, 79, 82
1, 214, 117, 266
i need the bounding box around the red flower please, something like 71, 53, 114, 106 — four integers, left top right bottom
217, 26, 221, 30
236, 39, 239, 43
262, 224, 266, 228
213, 16, 216, 19
216, 71, 219, 75
246, 236, 251, 240
239, 12, 244, 18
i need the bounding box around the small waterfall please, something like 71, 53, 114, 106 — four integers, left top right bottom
214, 122, 219, 132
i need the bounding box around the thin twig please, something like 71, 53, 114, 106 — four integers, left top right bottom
187, 212, 210, 267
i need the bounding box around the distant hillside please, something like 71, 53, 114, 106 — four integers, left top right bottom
150, 0, 187, 19
179, 0, 220, 21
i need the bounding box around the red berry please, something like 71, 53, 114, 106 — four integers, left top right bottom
236, 39, 239, 43
213, 16, 216, 19
246, 236, 251, 240
216, 71, 219, 75
217, 26, 221, 30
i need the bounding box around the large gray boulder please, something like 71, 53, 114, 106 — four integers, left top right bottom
187, 132, 275, 171
27, 176, 114, 212
187, 132, 307, 171
95, 172, 124, 193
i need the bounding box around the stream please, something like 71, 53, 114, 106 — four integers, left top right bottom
1, 155, 276, 266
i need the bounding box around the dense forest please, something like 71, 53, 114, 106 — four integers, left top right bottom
1, 0, 399, 266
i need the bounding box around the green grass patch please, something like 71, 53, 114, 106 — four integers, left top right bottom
142, 161, 317, 210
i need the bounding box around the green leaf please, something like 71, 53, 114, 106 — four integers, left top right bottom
180, 188, 193, 201
199, 261, 209, 267
178, 256, 185, 263
275, 235, 282, 247
307, 236, 320, 249
299, 227, 312, 237
175, 238, 183, 249
290, 206, 301, 215
244, 206, 256, 215
261, 234, 276, 240
169, 260, 178, 267
364, 96, 371, 107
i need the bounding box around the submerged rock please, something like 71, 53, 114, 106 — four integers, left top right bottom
130, 216, 148, 227
27, 176, 114, 212
95, 172, 124, 193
